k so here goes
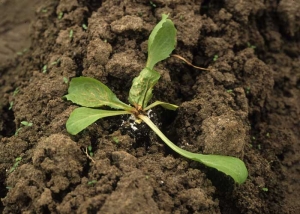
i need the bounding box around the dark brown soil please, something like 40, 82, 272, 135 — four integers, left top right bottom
0, 0, 299, 213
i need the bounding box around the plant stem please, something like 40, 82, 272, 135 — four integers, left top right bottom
138, 114, 197, 158
138, 114, 248, 184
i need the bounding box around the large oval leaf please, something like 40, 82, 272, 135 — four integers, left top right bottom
146, 14, 177, 69
66, 107, 130, 135
65, 77, 132, 110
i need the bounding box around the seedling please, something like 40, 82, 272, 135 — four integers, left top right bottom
21, 121, 33, 127
9, 87, 19, 110
8, 157, 22, 173
16, 48, 28, 56
65, 15, 248, 184
87, 145, 93, 157
245, 87, 251, 94
15, 121, 33, 136
82, 146, 95, 163
149, 1, 156, 8
112, 136, 120, 144
63, 77, 69, 84
51, 58, 60, 66
82, 24, 88, 30
8, 101, 13, 110
213, 54, 218, 61
87, 180, 97, 186
247, 42, 256, 49
69, 29, 74, 39
13, 87, 19, 96
42, 64, 47, 73
58, 12, 64, 19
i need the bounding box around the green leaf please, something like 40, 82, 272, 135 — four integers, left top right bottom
66, 107, 130, 135
144, 101, 179, 111
21, 121, 33, 127
128, 68, 160, 109
139, 115, 248, 184
148, 14, 168, 50
146, 14, 177, 69
65, 77, 133, 110
128, 15, 177, 109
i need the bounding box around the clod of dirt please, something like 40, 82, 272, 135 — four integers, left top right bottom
178, 188, 217, 212
105, 49, 144, 80
111, 15, 144, 34
86, 38, 112, 66
171, 4, 202, 47
2, 134, 85, 213
277, 0, 300, 37
32, 134, 85, 189
201, 113, 246, 157
56, 0, 78, 13
100, 170, 159, 214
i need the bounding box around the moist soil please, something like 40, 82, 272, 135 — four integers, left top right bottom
0, 0, 299, 213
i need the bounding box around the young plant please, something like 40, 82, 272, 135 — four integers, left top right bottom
69, 29, 74, 40
65, 15, 248, 184
82, 24, 88, 30
42, 64, 47, 73
58, 12, 64, 20
9, 101, 13, 110
63, 77, 69, 84
8, 157, 22, 174
213, 54, 218, 61
14, 121, 33, 136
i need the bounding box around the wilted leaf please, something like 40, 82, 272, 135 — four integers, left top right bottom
128, 68, 160, 109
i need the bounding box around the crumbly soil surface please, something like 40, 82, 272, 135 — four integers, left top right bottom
0, 0, 299, 213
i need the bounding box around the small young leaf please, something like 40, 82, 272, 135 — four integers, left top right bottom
66, 107, 130, 135
21, 121, 33, 127
65, 77, 133, 110
128, 68, 160, 109
139, 115, 248, 184
146, 14, 177, 69
144, 101, 179, 111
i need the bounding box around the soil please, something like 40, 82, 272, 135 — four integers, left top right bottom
0, 0, 299, 213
